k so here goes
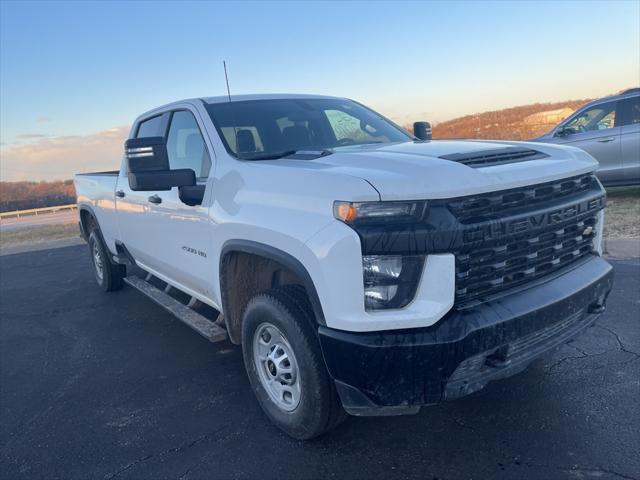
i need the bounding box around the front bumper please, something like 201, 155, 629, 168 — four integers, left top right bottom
318, 255, 613, 416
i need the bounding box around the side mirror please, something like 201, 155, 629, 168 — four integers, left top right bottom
413, 121, 432, 141
555, 126, 567, 137
125, 137, 169, 173
125, 137, 196, 191
128, 168, 196, 191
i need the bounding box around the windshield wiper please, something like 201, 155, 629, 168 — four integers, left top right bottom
238, 150, 298, 161
238, 150, 332, 161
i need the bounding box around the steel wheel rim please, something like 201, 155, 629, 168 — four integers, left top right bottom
92, 241, 104, 282
252, 323, 301, 412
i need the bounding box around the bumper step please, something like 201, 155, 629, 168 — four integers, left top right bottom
124, 275, 227, 343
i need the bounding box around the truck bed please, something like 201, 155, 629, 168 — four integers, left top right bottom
74, 171, 120, 250
75, 170, 119, 176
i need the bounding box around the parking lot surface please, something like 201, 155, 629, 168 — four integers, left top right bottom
1, 245, 639, 480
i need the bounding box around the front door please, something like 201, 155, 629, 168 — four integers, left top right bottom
117, 108, 216, 300
116, 112, 171, 272
554, 101, 622, 184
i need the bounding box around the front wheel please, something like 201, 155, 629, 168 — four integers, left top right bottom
241, 286, 346, 439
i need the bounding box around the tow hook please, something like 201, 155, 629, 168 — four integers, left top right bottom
484, 345, 511, 368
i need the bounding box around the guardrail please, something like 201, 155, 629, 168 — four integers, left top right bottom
0, 204, 77, 220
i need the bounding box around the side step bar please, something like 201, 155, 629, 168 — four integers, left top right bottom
124, 275, 227, 343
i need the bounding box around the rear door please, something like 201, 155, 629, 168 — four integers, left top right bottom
617, 96, 640, 183
553, 101, 622, 184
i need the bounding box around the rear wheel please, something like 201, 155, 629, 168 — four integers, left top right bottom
88, 231, 125, 292
241, 285, 346, 439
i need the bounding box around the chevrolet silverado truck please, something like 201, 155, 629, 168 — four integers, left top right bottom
75, 94, 613, 439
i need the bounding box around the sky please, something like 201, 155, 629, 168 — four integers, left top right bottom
1, 0, 638, 181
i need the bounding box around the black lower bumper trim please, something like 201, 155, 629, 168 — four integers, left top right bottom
319, 255, 613, 414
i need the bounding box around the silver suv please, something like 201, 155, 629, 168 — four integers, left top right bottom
532, 88, 639, 186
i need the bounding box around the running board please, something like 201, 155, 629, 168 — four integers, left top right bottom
124, 275, 227, 343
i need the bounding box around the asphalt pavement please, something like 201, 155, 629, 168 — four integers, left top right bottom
1, 245, 639, 480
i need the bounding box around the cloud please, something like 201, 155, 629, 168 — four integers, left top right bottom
0, 126, 129, 181
15, 133, 51, 140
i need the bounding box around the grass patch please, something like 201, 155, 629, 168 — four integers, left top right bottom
604, 185, 640, 240
0, 223, 80, 249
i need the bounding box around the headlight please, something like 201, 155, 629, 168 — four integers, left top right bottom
363, 255, 424, 310
334, 200, 427, 224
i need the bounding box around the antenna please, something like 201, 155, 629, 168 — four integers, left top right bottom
223, 61, 239, 154
223, 61, 232, 102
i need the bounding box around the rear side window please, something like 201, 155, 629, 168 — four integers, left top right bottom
136, 115, 166, 138
166, 111, 212, 178
618, 96, 640, 126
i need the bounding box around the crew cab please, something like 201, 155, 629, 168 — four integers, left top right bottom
75, 94, 613, 439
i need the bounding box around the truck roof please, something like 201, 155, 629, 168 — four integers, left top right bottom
136, 93, 348, 121
202, 93, 345, 104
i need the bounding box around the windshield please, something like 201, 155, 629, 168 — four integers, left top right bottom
205, 98, 412, 159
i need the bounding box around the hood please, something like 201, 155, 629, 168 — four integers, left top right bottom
269, 140, 599, 201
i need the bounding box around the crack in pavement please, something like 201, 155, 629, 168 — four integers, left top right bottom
526, 461, 639, 480
559, 465, 639, 480
541, 322, 640, 378
103, 427, 226, 480
595, 324, 640, 360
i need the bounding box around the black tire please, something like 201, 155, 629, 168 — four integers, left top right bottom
241, 285, 346, 440
88, 231, 125, 292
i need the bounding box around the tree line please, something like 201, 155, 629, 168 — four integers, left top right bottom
0, 180, 76, 213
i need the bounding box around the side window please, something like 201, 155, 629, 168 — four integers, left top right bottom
136, 115, 165, 138
618, 97, 640, 126
166, 111, 212, 178
564, 102, 616, 133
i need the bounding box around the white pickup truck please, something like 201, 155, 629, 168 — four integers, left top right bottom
75, 94, 613, 439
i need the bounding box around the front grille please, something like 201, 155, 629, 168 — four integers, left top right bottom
448, 174, 604, 306
439, 147, 548, 168
455, 216, 598, 304
448, 174, 596, 224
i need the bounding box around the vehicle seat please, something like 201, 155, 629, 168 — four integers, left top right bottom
281, 126, 311, 150
236, 129, 257, 153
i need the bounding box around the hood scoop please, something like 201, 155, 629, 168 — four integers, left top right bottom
439, 147, 548, 167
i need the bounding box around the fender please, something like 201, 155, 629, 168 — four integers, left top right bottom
220, 240, 326, 326
78, 204, 120, 263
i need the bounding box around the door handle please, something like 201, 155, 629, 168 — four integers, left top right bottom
148, 195, 162, 204
597, 137, 616, 143
115, 190, 125, 198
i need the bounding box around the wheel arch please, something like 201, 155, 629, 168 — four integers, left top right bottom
219, 240, 326, 344
78, 204, 99, 240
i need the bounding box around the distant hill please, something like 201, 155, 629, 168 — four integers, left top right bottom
429, 98, 593, 141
